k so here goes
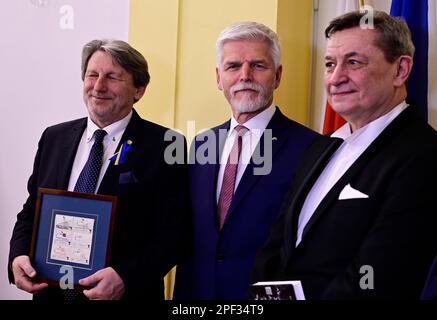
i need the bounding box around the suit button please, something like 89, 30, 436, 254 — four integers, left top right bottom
217, 253, 224, 262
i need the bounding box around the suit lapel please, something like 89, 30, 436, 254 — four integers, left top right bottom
282, 136, 343, 257
57, 119, 87, 189
97, 110, 140, 195
225, 108, 289, 221
299, 106, 416, 243
210, 122, 230, 228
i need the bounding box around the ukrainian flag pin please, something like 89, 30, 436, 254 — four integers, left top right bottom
110, 140, 133, 165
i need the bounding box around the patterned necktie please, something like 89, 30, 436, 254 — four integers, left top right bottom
74, 129, 107, 194
217, 125, 248, 229
62, 129, 107, 301
64, 129, 106, 300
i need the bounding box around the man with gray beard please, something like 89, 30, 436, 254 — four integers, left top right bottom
174, 21, 318, 299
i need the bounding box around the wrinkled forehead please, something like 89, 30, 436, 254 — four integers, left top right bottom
325, 27, 381, 57
86, 50, 127, 73
221, 39, 273, 61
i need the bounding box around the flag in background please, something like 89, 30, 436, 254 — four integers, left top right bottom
390, 0, 429, 121
322, 0, 362, 134
322, 102, 346, 134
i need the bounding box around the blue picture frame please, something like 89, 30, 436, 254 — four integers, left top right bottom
30, 188, 117, 289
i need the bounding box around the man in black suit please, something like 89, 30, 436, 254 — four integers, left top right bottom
252, 10, 437, 299
8, 39, 190, 300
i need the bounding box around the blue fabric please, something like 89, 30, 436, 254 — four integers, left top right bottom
174, 108, 319, 299
390, 0, 429, 121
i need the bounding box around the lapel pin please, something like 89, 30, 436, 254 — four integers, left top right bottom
109, 139, 133, 166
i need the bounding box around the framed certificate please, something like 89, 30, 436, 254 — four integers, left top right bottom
30, 188, 117, 289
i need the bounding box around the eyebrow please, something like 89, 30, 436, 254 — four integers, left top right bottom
325, 51, 361, 60
224, 59, 268, 65
85, 69, 123, 77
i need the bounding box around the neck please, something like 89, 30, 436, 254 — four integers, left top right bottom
90, 109, 133, 129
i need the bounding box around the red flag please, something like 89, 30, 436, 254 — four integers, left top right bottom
322, 101, 346, 134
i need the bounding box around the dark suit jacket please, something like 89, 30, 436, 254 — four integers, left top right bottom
253, 106, 437, 299
9, 109, 191, 300
421, 256, 437, 299
174, 107, 318, 299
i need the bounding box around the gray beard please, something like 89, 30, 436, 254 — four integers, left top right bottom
230, 92, 272, 113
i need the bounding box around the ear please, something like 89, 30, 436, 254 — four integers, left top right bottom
134, 85, 147, 101
274, 65, 283, 89
394, 55, 413, 87
216, 67, 223, 90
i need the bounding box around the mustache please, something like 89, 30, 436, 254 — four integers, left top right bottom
90, 92, 111, 99
230, 83, 263, 95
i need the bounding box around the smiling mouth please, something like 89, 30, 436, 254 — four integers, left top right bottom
91, 95, 111, 100
331, 91, 356, 98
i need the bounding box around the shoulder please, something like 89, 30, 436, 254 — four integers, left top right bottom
45, 117, 86, 132
41, 117, 86, 140
273, 107, 319, 139
128, 109, 183, 139
385, 107, 437, 156
209, 120, 230, 134
129, 114, 186, 155
192, 120, 229, 141
135, 116, 183, 138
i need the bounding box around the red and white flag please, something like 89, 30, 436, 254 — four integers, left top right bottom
322, 0, 362, 134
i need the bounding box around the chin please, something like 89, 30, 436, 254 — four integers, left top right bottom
330, 100, 353, 113
235, 105, 262, 113
231, 98, 268, 114
89, 108, 110, 121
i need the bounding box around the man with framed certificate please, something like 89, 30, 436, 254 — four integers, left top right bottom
8, 39, 190, 300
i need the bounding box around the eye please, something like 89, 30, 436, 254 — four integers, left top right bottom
225, 64, 239, 71
347, 59, 364, 69
253, 63, 266, 69
325, 61, 335, 71
85, 72, 98, 78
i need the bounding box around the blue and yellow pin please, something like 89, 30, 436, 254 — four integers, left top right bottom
109, 140, 133, 165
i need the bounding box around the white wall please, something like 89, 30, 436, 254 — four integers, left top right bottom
0, 0, 129, 300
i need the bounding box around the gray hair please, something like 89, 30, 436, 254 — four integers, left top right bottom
325, 10, 415, 63
216, 21, 281, 69
81, 39, 150, 88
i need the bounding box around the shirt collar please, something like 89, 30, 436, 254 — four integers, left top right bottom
86, 110, 133, 144
229, 104, 276, 135
331, 101, 408, 144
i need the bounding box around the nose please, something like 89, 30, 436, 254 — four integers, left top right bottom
240, 63, 253, 82
93, 75, 107, 91
327, 63, 348, 87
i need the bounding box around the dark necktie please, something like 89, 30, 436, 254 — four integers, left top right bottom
64, 129, 106, 300
217, 125, 248, 229
74, 129, 107, 194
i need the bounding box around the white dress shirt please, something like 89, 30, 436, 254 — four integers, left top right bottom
68, 111, 133, 193
295, 101, 408, 246
216, 105, 276, 203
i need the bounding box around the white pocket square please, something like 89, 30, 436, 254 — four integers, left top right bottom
338, 183, 369, 200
